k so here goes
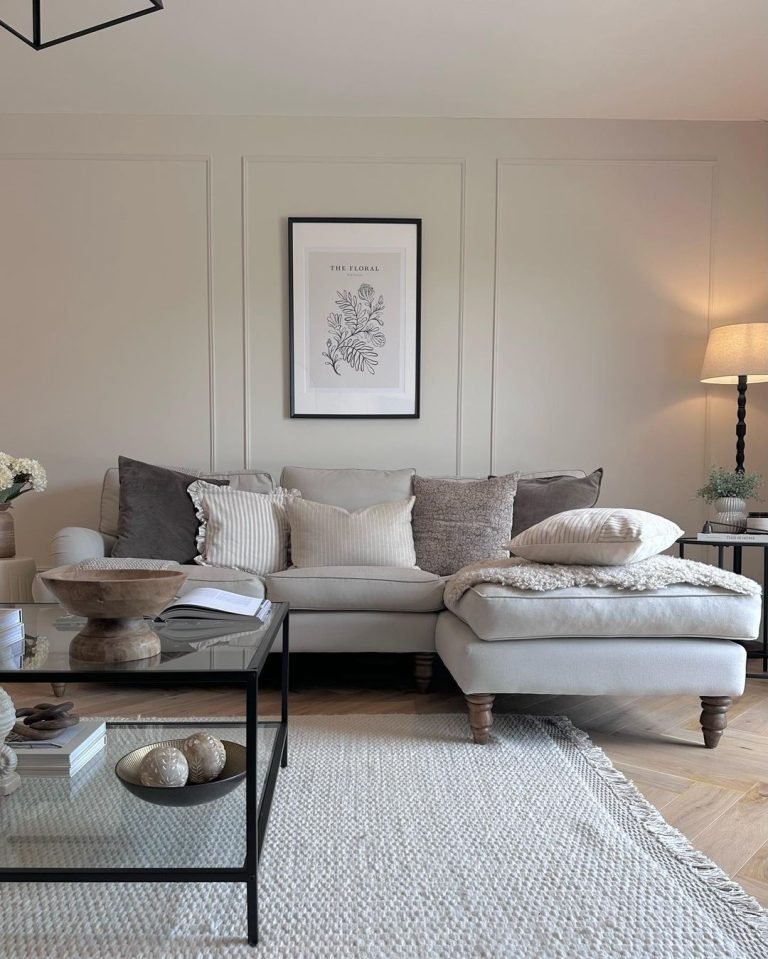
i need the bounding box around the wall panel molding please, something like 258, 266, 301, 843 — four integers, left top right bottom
0, 152, 217, 469
490, 156, 717, 476
241, 155, 466, 472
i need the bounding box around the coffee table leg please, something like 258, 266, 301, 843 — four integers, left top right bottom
281, 615, 289, 769
246, 673, 259, 945
247, 876, 258, 946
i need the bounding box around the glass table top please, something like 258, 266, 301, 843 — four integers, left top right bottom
0, 721, 278, 871
0, 603, 287, 677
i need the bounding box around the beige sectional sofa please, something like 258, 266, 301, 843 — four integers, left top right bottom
37, 463, 761, 746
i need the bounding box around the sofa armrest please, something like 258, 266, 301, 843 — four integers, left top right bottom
51, 527, 115, 567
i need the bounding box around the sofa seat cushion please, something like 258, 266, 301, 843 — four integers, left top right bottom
452, 582, 761, 641
266, 566, 445, 612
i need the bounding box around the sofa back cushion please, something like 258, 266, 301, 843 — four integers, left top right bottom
510, 469, 603, 537
287, 497, 417, 568
412, 474, 519, 576
111, 457, 231, 564
279, 466, 415, 511
100, 465, 274, 537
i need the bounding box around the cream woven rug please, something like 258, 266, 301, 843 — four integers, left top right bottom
3, 714, 767, 959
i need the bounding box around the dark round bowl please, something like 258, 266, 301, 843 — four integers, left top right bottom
115, 738, 246, 807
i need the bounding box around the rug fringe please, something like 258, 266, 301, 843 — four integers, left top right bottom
546, 714, 768, 937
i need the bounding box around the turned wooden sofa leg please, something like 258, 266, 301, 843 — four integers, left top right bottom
466, 694, 495, 744
51, 683, 66, 698
700, 696, 732, 749
414, 653, 435, 693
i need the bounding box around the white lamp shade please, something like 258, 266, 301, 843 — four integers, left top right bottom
701, 322, 768, 385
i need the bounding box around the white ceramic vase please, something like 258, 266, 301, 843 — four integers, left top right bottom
714, 497, 748, 533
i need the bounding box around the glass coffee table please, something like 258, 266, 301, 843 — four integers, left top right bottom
0, 601, 289, 947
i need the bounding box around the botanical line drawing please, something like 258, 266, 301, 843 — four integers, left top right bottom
322, 283, 385, 376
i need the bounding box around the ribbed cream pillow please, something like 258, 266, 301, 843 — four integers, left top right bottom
288, 497, 417, 568
189, 481, 300, 575
509, 508, 683, 566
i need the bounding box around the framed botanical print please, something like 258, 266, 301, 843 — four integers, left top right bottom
288, 217, 421, 418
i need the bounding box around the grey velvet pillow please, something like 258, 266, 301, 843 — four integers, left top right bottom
112, 456, 228, 564
412, 475, 519, 576
507, 469, 603, 537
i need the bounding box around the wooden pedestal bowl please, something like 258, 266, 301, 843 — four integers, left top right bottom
40, 567, 187, 664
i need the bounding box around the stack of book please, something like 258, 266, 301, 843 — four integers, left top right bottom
0, 607, 24, 670
7, 720, 107, 778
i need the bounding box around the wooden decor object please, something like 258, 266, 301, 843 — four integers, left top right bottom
700, 695, 732, 749
40, 566, 186, 663
13, 701, 79, 740
466, 694, 495, 745
0, 687, 20, 796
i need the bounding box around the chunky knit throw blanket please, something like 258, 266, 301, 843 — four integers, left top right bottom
444, 555, 761, 611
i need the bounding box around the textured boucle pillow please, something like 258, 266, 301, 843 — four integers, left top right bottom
287, 497, 417, 568
412, 475, 519, 576
509, 508, 683, 566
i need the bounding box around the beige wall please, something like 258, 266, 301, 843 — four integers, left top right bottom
2, 116, 767, 565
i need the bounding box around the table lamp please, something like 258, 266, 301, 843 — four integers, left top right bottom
701, 322, 768, 472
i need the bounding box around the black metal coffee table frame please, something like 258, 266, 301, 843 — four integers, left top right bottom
0, 603, 289, 947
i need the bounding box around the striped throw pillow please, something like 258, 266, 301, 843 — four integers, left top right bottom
509, 508, 683, 566
189, 481, 300, 576
287, 497, 417, 568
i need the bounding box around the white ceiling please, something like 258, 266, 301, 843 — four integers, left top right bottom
0, 0, 766, 119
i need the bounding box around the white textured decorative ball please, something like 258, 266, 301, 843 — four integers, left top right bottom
139, 745, 189, 787
181, 732, 226, 784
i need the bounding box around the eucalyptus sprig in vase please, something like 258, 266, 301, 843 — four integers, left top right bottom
0, 453, 47, 558
696, 466, 762, 533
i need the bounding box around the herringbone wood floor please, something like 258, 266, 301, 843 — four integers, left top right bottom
6, 655, 768, 906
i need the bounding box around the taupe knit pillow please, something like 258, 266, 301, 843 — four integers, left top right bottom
412, 475, 519, 576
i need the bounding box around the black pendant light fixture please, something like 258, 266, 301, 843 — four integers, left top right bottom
0, 1, 163, 50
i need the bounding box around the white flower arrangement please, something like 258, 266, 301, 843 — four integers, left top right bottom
0, 453, 47, 505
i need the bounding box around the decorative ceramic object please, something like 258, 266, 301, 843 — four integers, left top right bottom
40, 566, 186, 663
116, 738, 246, 807
139, 745, 189, 788
0, 687, 21, 796
714, 497, 748, 533
181, 732, 227, 784
0, 506, 14, 559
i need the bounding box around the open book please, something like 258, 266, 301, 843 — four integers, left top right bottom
155, 588, 272, 623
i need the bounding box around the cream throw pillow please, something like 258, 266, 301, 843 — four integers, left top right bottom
189, 481, 300, 576
509, 508, 683, 566
287, 497, 417, 568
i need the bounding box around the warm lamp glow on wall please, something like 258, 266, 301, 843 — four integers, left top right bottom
701, 322, 768, 473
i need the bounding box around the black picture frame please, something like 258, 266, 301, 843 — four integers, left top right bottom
288, 217, 421, 419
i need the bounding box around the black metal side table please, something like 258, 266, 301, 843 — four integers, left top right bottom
678, 536, 768, 675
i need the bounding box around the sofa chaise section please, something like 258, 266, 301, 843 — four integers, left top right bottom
436, 579, 761, 747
